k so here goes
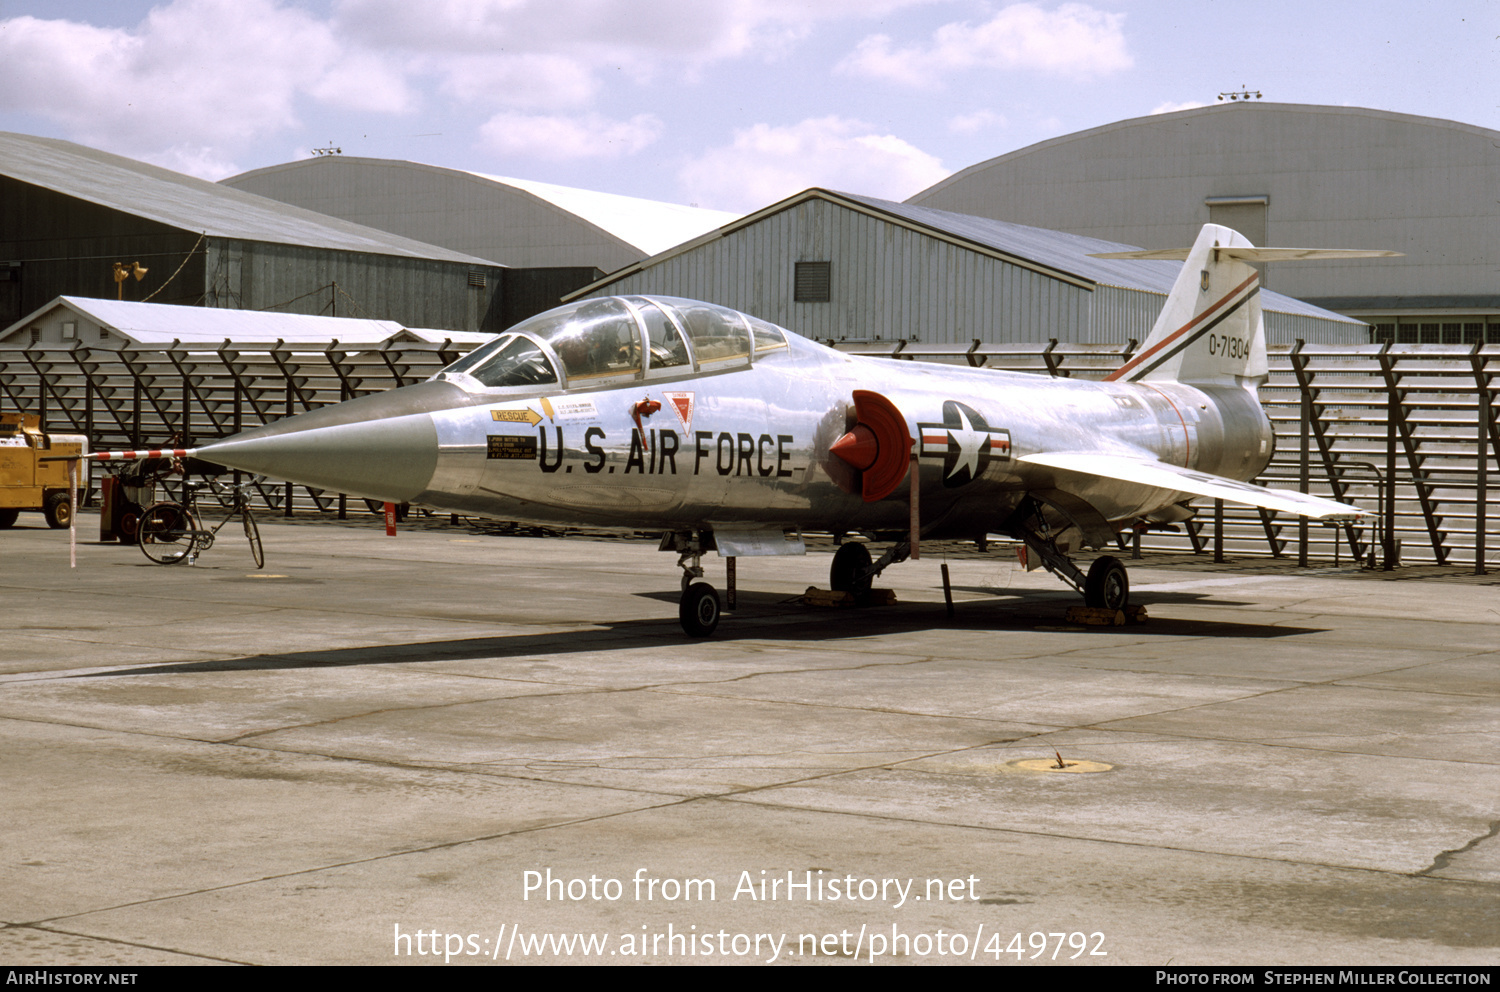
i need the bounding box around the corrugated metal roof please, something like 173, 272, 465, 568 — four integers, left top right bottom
466, 171, 740, 256
0, 132, 495, 265
399, 327, 496, 346
18, 297, 406, 345
573, 188, 1362, 326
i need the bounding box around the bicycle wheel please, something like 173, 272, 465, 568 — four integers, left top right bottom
242, 508, 264, 569
138, 503, 195, 565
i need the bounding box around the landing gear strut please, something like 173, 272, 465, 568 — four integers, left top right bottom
666, 530, 721, 636
1008, 496, 1130, 610
829, 541, 872, 597
829, 538, 910, 605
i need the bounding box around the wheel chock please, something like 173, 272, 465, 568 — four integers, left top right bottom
802, 587, 898, 608
1065, 604, 1148, 626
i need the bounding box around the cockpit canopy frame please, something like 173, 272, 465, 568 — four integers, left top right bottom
433, 295, 788, 393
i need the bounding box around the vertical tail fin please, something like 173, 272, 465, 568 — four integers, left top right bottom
1098, 223, 1266, 387
1093, 225, 1399, 387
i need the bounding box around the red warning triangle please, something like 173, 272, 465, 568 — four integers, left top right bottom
664, 391, 694, 432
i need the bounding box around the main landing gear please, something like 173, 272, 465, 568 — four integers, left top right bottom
662, 502, 1131, 637
829, 538, 909, 604
1009, 495, 1130, 611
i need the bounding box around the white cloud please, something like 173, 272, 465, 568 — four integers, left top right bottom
0, 0, 945, 181
837, 2, 1132, 87
437, 53, 598, 110
478, 111, 664, 160
1151, 100, 1210, 115
948, 109, 1008, 134
139, 144, 246, 180
678, 116, 949, 213
336, 0, 927, 60
0, 0, 416, 176
335, 0, 936, 95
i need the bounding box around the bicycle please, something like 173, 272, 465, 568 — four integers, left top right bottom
137, 476, 265, 568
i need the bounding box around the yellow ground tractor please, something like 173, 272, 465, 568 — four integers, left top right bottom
0, 413, 87, 529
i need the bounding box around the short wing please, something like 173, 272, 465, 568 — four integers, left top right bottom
1018, 452, 1366, 520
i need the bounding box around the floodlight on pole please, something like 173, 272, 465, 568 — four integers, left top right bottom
112, 261, 149, 300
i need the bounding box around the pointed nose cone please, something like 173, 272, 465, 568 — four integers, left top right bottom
830, 425, 879, 471
199, 384, 454, 503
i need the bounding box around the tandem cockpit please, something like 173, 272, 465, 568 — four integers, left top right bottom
432, 296, 793, 393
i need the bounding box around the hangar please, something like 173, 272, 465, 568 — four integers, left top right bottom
908, 102, 1500, 344
565, 187, 1364, 346
0, 295, 492, 352
0, 132, 514, 332
221, 156, 739, 274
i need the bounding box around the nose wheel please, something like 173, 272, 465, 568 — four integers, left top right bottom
679, 582, 721, 637
667, 530, 721, 636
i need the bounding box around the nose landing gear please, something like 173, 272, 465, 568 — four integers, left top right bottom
679, 582, 721, 637
667, 530, 721, 637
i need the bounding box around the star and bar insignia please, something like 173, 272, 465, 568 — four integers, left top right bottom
918, 400, 1010, 487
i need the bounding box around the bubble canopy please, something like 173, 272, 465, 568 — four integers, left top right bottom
434, 296, 788, 391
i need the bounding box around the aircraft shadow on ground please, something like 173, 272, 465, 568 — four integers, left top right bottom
76, 592, 1323, 678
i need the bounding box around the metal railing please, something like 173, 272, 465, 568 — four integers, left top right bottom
835, 337, 1499, 573
0, 338, 461, 518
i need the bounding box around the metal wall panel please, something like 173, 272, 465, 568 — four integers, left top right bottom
588, 198, 1101, 344
0, 177, 208, 319
0, 172, 511, 334
200, 240, 507, 332
578, 195, 1361, 347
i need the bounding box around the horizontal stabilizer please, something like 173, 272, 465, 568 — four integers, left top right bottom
1090, 247, 1401, 261
1018, 452, 1366, 520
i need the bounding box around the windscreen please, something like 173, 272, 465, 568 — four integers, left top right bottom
467, 335, 556, 387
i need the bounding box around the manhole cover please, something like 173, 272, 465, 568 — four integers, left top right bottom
1009, 758, 1114, 774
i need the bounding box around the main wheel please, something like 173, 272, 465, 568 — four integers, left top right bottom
242, 510, 264, 569
138, 503, 194, 564
0, 507, 18, 528
679, 582, 721, 637
1084, 555, 1129, 610
43, 492, 72, 529
830, 541, 873, 597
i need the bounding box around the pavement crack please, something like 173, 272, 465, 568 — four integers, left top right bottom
1416, 820, 1500, 877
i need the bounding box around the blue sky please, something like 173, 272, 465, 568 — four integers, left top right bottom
0, 1, 1494, 212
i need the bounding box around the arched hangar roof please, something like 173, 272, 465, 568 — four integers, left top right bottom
222, 157, 739, 272
909, 103, 1500, 310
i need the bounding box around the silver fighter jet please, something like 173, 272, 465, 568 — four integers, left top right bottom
176, 223, 1386, 635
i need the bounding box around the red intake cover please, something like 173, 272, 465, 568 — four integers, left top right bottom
838, 390, 912, 502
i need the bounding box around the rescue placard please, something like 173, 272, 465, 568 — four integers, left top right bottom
491, 408, 543, 426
